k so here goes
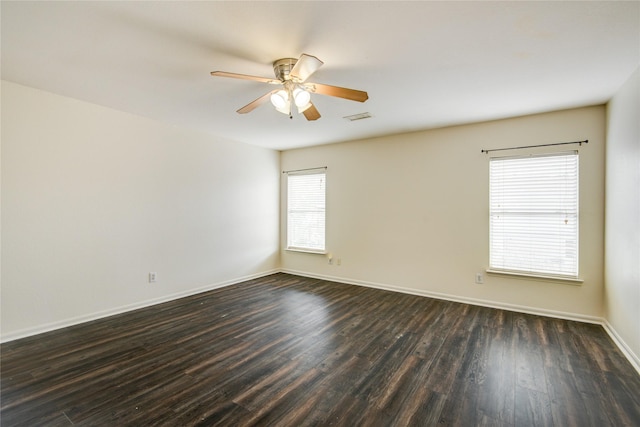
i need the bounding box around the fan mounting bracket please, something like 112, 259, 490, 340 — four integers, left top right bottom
273, 58, 298, 82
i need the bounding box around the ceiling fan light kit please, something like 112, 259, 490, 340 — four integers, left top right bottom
211, 53, 368, 121
268, 85, 311, 117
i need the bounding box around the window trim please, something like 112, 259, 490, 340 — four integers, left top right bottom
488, 151, 580, 281
486, 268, 583, 284
285, 247, 327, 255
285, 168, 326, 253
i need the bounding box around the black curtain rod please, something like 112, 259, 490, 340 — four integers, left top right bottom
481, 139, 588, 154
282, 166, 327, 174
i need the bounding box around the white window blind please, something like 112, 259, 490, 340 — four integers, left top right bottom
489, 152, 579, 277
287, 170, 326, 252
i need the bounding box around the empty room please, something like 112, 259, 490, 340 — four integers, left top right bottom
1, 1, 639, 426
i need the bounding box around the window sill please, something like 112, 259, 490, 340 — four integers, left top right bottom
486, 269, 583, 285
286, 247, 327, 255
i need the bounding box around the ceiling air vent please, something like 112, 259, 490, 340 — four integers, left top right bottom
343, 112, 372, 121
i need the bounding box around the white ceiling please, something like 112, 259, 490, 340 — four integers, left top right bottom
2, 1, 639, 151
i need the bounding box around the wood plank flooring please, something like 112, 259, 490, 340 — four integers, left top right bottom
2, 273, 639, 426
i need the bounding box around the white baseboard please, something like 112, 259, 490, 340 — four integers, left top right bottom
281, 269, 602, 323
602, 320, 640, 375
281, 269, 640, 375
4, 268, 639, 377
0, 269, 279, 344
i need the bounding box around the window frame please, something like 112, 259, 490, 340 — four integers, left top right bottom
285, 169, 327, 254
488, 151, 580, 281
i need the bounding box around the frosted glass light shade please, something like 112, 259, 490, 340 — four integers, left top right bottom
270, 90, 288, 109
297, 103, 312, 113
293, 88, 311, 107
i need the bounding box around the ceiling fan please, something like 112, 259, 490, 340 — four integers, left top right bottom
210, 54, 368, 121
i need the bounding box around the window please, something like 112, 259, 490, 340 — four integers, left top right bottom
286, 169, 326, 252
489, 152, 579, 278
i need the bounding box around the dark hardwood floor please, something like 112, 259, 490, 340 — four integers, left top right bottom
2, 273, 639, 426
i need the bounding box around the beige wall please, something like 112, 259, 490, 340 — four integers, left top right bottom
1, 81, 280, 341
281, 106, 606, 319
2, 78, 621, 356
605, 68, 640, 366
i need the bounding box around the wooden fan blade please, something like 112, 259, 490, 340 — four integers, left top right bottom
307, 82, 368, 102
211, 71, 281, 85
290, 54, 324, 83
236, 90, 277, 114
302, 103, 321, 121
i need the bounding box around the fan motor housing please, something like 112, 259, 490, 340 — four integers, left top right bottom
273, 58, 297, 82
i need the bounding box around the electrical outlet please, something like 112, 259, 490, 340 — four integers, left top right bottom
149, 272, 157, 283
475, 273, 484, 284
337, 258, 342, 266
